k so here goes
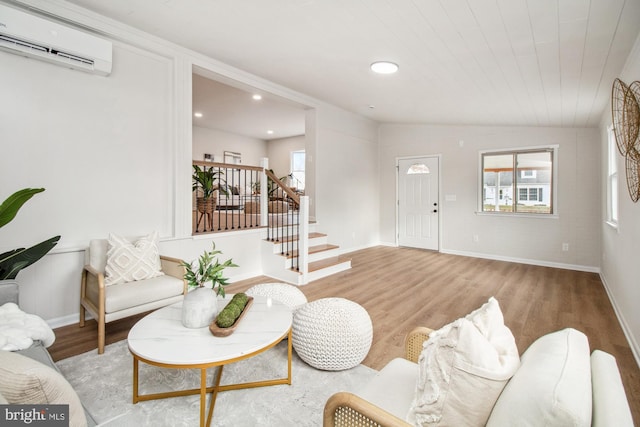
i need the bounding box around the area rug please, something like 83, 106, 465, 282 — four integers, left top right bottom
56, 340, 377, 426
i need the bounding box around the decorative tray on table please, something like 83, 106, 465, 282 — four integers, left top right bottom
209, 296, 254, 337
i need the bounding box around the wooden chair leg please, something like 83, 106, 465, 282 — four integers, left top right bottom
79, 304, 85, 327
98, 316, 105, 354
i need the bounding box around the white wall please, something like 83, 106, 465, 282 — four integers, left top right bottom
266, 134, 305, 178
1, 43, 175, 247
192, 126, 267, 166
315, 106, 380, 251
0, 40, 184, 322
599, 34, 640, 362
378, 124, 601, 270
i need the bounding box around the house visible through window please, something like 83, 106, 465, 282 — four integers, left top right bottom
607, 126, 618, 225
290, 150, 305, 191
481, 148, 555, 214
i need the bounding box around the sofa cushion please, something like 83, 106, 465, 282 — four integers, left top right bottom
590, 350, 634, 427
105, 274, 184, 313
407, 297, 520, 427
486, 328, 592, 427
16, 343, 97, 427
358, 357, 418, 420
0, 280, 19, 305
104, 232, 164, 286
0, 350, 87, 427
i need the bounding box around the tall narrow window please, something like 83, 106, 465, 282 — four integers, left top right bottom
290, 150, 305, 191
481, 148, 555, 214
607, 126, 619, 225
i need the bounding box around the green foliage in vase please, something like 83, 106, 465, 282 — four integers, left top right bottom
180, 242, 238, 297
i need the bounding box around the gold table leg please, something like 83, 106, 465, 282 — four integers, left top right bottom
131, 328, 293, 426
132, 356, 139, 403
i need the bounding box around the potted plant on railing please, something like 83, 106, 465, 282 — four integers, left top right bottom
179, 242, 238, 328
192, 164, 227, 215
0, 188, 60, 294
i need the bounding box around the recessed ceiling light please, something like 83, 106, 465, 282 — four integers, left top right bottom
194, 112, 203, 118
370, 61, 399, 74
252, 94, 263, 100
267, 130, 274, 135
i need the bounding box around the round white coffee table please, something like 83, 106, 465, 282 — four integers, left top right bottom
127, 295, 292, 427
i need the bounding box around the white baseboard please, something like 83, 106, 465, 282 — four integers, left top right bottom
599, 273, 640, 369
338, 242, 379, 254
440, 248, 600, 273
379, 243, 600, 273
46, 313, 85, 329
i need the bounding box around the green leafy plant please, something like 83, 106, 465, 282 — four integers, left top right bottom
192, 165, 227, 199
0, 188, 60, 280
180, 243, 238, 298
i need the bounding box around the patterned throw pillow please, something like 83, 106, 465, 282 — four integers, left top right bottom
104, 232, 164, 286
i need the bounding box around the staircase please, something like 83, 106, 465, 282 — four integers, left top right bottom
261, 224, 351, 285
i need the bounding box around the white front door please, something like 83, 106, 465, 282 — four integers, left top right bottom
398, 157, 439, 250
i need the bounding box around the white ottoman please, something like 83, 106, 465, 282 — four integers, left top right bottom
245, 282, 308, 311
292, 298, 373, 371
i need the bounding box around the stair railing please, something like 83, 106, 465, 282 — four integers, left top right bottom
192, 159, 310, 282
264, 169, 308, 278
192, 160, 263, 233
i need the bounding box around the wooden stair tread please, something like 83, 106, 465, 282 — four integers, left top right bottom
304, 256, 352, 273
266, 232, 326, 244
281, 244, 339, 259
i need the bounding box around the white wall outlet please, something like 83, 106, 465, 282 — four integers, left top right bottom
473, 234, 479, 242
562, 243, 569, 251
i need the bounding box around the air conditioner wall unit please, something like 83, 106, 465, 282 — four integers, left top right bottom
0, 4, 112, 76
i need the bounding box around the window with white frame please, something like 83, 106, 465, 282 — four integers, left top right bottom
607, 126, 619, 225
481, 147, 556, 214
290, 150, 305, 191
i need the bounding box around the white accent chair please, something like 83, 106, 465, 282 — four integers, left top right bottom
323, 328, 634, 427
79, 239, 187, 354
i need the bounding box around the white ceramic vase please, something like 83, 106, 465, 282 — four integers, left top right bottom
181, 286, 218, 328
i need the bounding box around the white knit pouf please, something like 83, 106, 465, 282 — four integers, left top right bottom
292, 298, 373, 371
245, 283, 308, 311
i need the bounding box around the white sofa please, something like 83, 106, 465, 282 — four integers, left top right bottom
324, 327, 634, 426
0, 280, 97, 427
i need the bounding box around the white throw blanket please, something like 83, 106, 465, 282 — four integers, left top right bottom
0, 302, 55, 350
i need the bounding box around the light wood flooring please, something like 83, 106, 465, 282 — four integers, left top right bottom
49, 246, 639, 424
